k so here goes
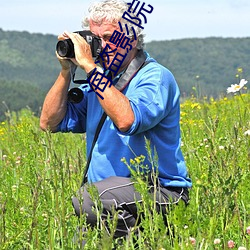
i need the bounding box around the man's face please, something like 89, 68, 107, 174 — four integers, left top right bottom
89, 19, 137, 73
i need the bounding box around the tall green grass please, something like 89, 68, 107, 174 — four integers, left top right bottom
0, 93, 249, 249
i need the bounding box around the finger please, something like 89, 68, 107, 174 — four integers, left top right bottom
64, 30, 76, 40
65, 31, 86, 43
57, 31, 70, 41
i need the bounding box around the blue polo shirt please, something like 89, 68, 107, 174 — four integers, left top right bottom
57, 52, 192, 188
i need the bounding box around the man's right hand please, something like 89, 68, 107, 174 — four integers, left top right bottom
56, 33, 79, 71
62, 31, 96, 74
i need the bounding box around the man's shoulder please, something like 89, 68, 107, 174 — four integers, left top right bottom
140, 54, 175, 81
144, 51, 172, 72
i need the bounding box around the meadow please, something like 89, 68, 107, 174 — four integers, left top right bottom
0, 89, 249, 249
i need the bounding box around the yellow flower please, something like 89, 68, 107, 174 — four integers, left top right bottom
135, 157, 141, 164
130, 159, 135, 165
191, 103, 201, 109
237, 67, 243, 73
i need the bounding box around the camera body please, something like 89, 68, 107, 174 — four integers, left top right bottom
56, 30, 102, 58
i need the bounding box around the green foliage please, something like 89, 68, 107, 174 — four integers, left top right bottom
0, 79, 46, 121
0, 29, 60, 90
0, 93, 249, 249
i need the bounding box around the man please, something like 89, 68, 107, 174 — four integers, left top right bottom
40, 0, 192, 242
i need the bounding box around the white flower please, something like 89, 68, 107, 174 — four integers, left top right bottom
20, 207, 25, 214
218, 145, 224, 150
189, 237, 196, 245
246, 226, 250, 235
238, 247, 246, 250
214, 238, 221, 244
227, 79, 248, 93
244, 130, 250, 136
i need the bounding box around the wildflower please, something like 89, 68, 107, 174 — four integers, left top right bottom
196, 180, 202, 185
238, 247, 246, 250
219, 145, 224, 150
130, 159, 135, 165
244, 130, 250, 136
227, 79, 248, 93
12, 185, 18, 192
20, 207, 25, 214
135, 156, 141, 164
246, 226, 250, 235
214, 238, 221, 244
189, 237, 196, 246
228, 240, 235, 248
191, 103, 201, 109
237, 67, 243, 73
42, 213, 48, 221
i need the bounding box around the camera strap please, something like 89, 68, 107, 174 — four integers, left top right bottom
81, 50, 149, 186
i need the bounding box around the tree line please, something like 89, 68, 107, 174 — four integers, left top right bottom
0, 28, 249, 120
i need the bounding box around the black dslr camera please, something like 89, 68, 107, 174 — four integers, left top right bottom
56, 30, 102, 58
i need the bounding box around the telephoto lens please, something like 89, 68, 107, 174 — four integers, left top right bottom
56, 39, 75, 58
56, 31, 102, 59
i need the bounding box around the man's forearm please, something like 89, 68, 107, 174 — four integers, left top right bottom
95, 85, 135, 132
40, 70, 71, 132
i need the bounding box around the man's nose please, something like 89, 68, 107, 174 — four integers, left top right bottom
101, 38, 107, 48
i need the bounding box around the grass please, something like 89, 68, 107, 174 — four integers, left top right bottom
0, 92, 249, 249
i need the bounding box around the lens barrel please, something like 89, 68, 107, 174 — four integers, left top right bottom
56, 31, 102, 59
56, 39, 75, 58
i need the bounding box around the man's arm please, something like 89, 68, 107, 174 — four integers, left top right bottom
40, 69, 71, 132
95, 84, 135, 132
40, 32, 96, 132
64, 31, 135, 132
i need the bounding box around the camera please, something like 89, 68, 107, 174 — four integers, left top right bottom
56, 30, 102, 58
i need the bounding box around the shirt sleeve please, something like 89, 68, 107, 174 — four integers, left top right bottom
56, 86, 88, 133
119, 63, 180, 135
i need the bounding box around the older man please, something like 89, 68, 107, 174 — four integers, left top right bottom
40, 0, 192, 242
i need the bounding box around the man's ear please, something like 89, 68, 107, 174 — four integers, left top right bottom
131, 38, 138, 49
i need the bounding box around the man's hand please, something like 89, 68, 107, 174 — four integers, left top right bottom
62, 31, 96, 73
56, 33, 78, 71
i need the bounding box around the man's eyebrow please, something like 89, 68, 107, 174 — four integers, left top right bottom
103, 32, 112, 36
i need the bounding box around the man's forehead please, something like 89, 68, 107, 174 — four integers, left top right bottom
89, 19, 119, 35
90, 19, 119, 28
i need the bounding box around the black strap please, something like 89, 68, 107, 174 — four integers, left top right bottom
81, 50, 149, 186
115, 50, 147, 91
81, 112, 107, 186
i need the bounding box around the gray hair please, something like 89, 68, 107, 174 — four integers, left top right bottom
82, 0, 145, 49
